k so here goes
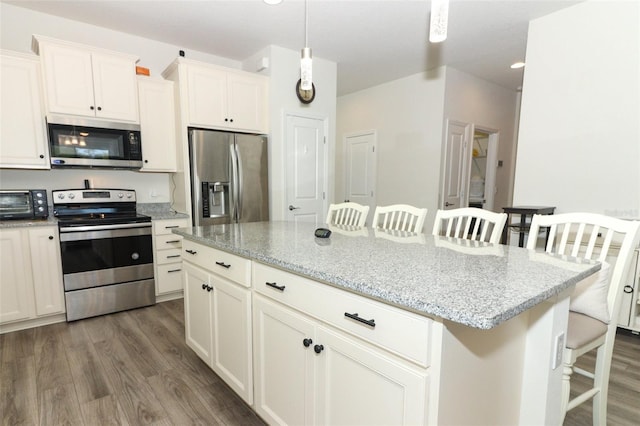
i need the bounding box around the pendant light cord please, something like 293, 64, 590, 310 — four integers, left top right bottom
304, 0, 308, 48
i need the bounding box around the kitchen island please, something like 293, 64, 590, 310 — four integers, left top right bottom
174, 221, 599, 425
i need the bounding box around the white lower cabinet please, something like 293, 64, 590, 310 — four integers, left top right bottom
252, 283, 429, 425
152, 218, 190, 298
182, 255, 253, 405
0, 226, 65, 329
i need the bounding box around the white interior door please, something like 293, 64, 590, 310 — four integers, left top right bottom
441, 120, 470, 210
285, 114, 326, 224
344, 131, 376, 214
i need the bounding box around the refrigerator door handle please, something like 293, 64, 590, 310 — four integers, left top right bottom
235, 142, 244, 220
229, 143, 241, 222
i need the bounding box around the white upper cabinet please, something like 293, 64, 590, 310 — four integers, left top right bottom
164, 58, 268, 133
33, 35, 139, 123
0, 51, 49, 169
138, 77, 177, 172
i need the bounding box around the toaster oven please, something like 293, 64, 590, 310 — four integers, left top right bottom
0, 190, 49, 220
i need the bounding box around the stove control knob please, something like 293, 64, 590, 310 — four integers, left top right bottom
37, 199, 44, 205
118, 192, 124, 198
38, 206, 45, 212
68, 193, 75, 199
126, 193, 133, 199
57, 193, 65, 199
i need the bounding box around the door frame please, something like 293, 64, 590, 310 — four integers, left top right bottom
343, 129, 377, 213
469, 125, 499, 211
283, 111, 330, 221
439, 119, 471, 210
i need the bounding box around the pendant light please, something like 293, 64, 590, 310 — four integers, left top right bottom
429, 0, 449, 43
300, 0, 312, 90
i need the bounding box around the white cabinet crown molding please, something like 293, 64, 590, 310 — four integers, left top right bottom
31, 34, 139, 63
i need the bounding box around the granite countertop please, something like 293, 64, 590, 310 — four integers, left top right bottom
0, 203, 188, 228
173, 221, 600, 330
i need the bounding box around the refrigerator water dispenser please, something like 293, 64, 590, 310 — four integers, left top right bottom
201, 181, 229, 219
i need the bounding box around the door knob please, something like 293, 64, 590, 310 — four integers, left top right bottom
289, 205, 300, 211
445, 202, 455, 207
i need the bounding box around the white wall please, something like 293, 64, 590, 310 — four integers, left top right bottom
443, 68, 519, 212
245, 45, 337, 221
514, 0, 640, 218
336, 66, 520, 229
0, 2, 239, 205
336, 70, 447, 229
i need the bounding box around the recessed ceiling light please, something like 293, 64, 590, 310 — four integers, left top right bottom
264, 0, 282, 4
510, 62, 525, 69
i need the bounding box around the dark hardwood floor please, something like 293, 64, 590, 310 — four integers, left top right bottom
0, 299, 264, 426
1, 300, 638, 425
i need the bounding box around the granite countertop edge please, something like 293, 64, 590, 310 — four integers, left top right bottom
173, 226, 599, 330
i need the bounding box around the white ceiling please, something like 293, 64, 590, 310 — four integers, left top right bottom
5, 0, 581, 95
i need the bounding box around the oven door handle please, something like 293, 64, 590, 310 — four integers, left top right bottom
59, 222, 152, 233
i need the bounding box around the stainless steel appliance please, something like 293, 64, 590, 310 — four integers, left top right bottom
189, 129, 269, 226
53, 189, 155, 321
47, 115, 142, 169
0, 189, 48, 220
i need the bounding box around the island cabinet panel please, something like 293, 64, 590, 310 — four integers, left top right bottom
253, 294, 316, 426
182, 239, 251, 287
253, 261, 432, 367
253, 262, 430, 425
182, 252, 253, 405
183, 262, 213, 364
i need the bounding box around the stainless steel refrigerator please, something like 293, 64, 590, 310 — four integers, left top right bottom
189, 129, 269, 226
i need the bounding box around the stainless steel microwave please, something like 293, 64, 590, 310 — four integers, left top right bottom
0, 190, 48, 220
47, 115, 143, 169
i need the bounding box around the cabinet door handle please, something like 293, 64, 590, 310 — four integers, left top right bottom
201, 284, 213, 292
185, 249, 197, 255
202, 284, 207, 290
313, 344, 324, 354
168, 269, 181, 273
303, 338, 313, 348
97, 106, 102, 111
265, 281, 285, 292
344, 312, 376, 328
623, 285, 634, 294
90, 106, 95, 110
48, 235, 54, 240
215, 261, 231, 269
167, 254, 181, 259
165, 240, 180, 244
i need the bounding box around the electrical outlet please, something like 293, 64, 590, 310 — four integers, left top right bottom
552, 332, 565, 370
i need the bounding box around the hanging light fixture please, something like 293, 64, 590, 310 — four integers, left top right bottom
300, 0, 312, 90
429, 0, 449, 43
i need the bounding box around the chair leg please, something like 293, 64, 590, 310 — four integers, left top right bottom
592, 345, 610, 426
560, 362, 573, 424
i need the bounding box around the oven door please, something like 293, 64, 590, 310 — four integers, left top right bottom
59, 222, 153, 291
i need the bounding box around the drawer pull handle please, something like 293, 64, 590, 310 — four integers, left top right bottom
215, 261, 231, 269
623, 285, 634, 294
168, 269, 181, 273
167, 254, 181, 259
165, 240, 180, 244
265, 281, 286, 292
344, 312, 376, 328
165, 225, 180, 229
303, 338, 313, 348
313, 344, 324, 354
186, 250, 197, 255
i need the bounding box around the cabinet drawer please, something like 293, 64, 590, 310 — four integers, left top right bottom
156, 248, 182, 265
155, 233, 183, 250
182, 240, 251, 287
153, 218, 191, 235
253, 262, 431, 367
157, 263, 184, 293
